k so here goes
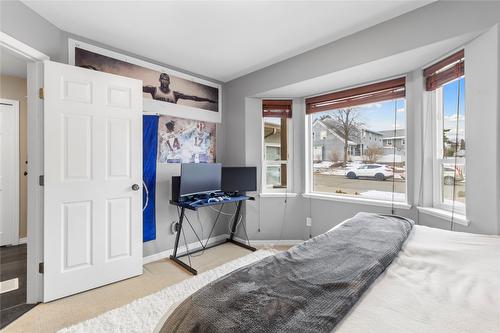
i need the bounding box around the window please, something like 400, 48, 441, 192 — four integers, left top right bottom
320, 130, 327, 140
425, 50, 466, 214
306, 78, 406, 203
262, 100, 292, 193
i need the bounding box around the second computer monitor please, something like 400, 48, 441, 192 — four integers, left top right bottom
221, 167, 257, 194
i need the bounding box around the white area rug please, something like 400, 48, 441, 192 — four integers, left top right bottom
58, 250, 276, 333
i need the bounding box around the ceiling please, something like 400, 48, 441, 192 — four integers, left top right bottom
0, 46, 27, 78
22, 1, 434, 82
255, 32, 480, 98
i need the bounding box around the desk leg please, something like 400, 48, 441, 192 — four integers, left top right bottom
172, 207, 184, 258
228, 201, 256, 251
169, 207, 198, 275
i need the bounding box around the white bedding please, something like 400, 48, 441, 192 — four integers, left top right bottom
334, 225, 500, 333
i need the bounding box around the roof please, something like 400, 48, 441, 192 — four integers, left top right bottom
313, 118, 356, 145
379, 129, 405, 138
358, 127, 382, 136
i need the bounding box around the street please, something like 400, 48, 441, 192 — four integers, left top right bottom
313, 174, 466, 204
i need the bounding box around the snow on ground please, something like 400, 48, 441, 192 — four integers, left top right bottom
313, 161, 334, 169
359, 190, 406, 202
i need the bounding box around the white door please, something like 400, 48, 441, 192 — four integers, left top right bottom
43, 61, 143, 301
0, 100, 20, 246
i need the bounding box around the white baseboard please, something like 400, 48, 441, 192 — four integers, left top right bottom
235, 237, 303, 247
18, 237, 27, 244
143, 234, 229, 265
143, 235, 304, 265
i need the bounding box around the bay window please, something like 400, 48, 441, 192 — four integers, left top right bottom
305, 78, 407, 203
262, 100, 292, 193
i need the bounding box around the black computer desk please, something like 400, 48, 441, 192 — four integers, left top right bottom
169, 195, 256, 275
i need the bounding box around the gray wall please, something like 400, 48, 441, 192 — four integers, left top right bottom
0, 1, 65, 61
223, 1, 500, 239
1, 0, 230, 258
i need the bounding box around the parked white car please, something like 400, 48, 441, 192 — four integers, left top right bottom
346, 164, 394, 181
443, 166, 465, 185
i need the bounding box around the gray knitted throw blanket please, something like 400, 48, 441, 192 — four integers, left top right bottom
161, 212, 414, 333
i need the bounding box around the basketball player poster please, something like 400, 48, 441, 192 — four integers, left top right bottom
74, 47, 219, 113
157, 115, 216, 164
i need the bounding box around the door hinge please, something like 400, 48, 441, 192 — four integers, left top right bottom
39, 262, 44, 274
39, 88, 44, 99
39, 175, 44, 186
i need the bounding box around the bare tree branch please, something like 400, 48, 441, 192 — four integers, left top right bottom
330, 108, 363, 167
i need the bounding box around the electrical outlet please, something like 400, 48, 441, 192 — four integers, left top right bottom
306, 217, 312, 227
170, 222, 179, 234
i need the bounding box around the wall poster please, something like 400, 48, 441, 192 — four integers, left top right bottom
157, 115, 216, 164
69, 39, 222, 123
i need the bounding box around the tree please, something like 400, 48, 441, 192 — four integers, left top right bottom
330, 108, 363, 167
459, 139, 466, 150
443, 129, 456, 157
364, 145, 384, 163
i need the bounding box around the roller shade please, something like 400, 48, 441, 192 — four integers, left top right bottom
305, 77, 405, 114
262, 99, 292, 118
424, 49, 464, 91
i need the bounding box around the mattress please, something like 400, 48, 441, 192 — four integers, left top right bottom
334, 224, 500, 333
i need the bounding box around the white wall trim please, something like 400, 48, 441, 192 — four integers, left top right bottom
143, 234, 302, 265
19, 237, 27, 244
417, 206, 470, 226
234, 237, 302, 247
26, 62, 45, 303
0, 32, 49, 62
302, 192, 412, 210
143, 234, 228, 265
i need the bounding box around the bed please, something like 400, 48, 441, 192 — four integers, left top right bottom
334, 222, 500, 333
157, 213, 500, 333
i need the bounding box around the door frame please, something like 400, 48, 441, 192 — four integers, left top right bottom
0, 99, 20, 246
1, 31, 49, 303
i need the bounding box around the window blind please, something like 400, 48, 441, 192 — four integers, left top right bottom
262, 100, 293, 118
423, 49, 464, 91
305, 77, 405, 114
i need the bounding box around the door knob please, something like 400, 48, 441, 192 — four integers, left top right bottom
131, 184, 140, 191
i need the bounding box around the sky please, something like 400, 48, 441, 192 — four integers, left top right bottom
442, 77, 465, 141
312, 99, 406, 132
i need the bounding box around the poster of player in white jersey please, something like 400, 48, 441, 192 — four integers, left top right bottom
74, 47, 219, 113
157, 115, 216, 164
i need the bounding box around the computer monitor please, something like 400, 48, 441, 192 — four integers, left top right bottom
221, 167, 257, 194
180, 163, 222, 197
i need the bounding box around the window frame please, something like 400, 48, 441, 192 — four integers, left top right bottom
305, 96, 408, 205
430, 79, 466, 214
261, 116, 293, 194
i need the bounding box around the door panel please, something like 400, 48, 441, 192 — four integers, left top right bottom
62, 201, 92, 271
106, 197, 131, 260
106, 118, 131, 179
44, 61, 143, 302
62, 114, 92, 181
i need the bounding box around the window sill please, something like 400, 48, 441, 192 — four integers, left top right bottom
259, 193, 298, 198
417, 207, 470, 226
302, 193, 411, 210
